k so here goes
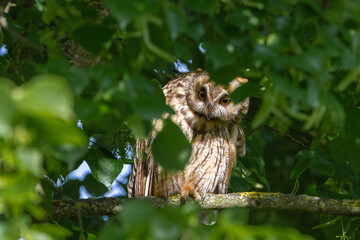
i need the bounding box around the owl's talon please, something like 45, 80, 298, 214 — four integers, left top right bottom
180, 190, 189, 205
181, 182, 201, 203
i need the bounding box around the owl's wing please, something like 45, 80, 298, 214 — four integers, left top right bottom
236, 98, 249, 158
127, 139, 154, 197
236, 125, 246, 157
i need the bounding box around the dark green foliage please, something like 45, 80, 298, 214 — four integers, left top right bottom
152, 119, 192, 171
0, 0, 360, 239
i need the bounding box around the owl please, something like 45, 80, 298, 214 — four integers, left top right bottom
127, 69, 249, 200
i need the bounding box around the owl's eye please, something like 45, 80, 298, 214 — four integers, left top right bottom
198, 90, 206, 100
220, 97, 230, 105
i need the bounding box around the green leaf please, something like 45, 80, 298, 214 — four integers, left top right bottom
31, 223, 72, 240
182, 0, 217, 14
208, 64, 240, 85
40, 179, 54, 218
30, 117, 88, 169
312, 216, 341, 229
119, 200, 156, 231
38, 57, 91, 96
82, 174, 108, 197
316, 186, 351, 200
203, 42, 237, 70
126, 114, 146, 138
72, 24, 114, 55
290, 150, 316, 180
0, 27, 3, 46
309, 154, 335, 177
75, 99, 112, 122
150, 214, 181, 240
165, 5, 187, 40
269, 72, 303, 101
337, 65, 360, 91
0, 78, 15, 137
98, 225, 124, 240
174, 43, 192, 60
125, 75, 173, 119
229, 175, 253, 192
230, 82, 262, 103
329, 135, 360, 170
86, 149, 123, 190
0, 172, 37, 204
353, 182, 360, 199
345, 106, 360, 138
57, 179, 81, 199
186, 21, 204, 42
319, 91, 345, 130
252, 88, 277, 128
152, 119, 192, 171
106, 0, 149, 25
15, 74, 74, 120
16, 147, 43, 176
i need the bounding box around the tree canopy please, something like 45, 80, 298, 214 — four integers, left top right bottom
0, 0, 359, 239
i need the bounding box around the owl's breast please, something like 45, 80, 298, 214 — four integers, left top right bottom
184, 126, 238, 194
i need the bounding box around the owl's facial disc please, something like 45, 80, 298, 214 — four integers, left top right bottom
187, 74, 247, 122
194, 85, 239, 121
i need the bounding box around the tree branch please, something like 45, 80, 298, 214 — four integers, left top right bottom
52, 192, 360, 218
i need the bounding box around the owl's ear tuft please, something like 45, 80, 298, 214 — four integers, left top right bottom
227, 77, 248, 93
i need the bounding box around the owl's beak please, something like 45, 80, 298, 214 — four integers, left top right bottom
207, 114, 211, 120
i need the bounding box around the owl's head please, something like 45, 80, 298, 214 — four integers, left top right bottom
187, 70, 249, 122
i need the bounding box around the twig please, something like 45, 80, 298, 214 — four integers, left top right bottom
266, 125, 311, 150
4, 1, 15, 13
246, 119, 311, 150
76, 205, 85, 240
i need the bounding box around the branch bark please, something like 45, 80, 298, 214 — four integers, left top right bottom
52, 192, 360, 218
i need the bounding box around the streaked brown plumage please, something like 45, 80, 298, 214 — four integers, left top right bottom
127, 69, 249, 200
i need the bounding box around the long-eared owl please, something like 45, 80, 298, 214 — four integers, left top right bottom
127, 69, 249, 200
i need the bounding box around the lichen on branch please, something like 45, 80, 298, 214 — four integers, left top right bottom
52, 192, 360, 218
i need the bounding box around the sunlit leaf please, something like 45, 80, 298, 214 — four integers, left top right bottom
16, 147, 43, 176
15, 74, 74, 120
30, 223, 72, 239
0, 172, 37, 204
126, 114, 146, 138
0, 78, 15, 136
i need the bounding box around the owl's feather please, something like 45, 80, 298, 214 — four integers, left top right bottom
128, 69, 249, 199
